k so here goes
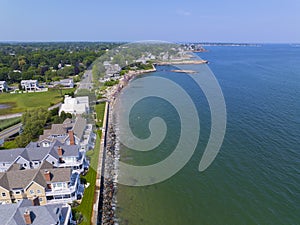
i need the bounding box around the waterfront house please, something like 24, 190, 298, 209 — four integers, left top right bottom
59, 95, 89, 116
38, 116, 95, 151
0, 148, 24, 172
0, 161, 84, 205
0, 198, 74, 225
0, 140, 89, 174
20, 80, 39, 91
0, 81, 9, 92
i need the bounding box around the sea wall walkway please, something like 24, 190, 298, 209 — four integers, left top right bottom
91, 101, 109, 225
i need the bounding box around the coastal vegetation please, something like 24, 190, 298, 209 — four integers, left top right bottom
104, 79, 119, 87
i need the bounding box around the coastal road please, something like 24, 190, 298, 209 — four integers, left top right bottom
78, 70, 94, 90
0, 123, 22, 140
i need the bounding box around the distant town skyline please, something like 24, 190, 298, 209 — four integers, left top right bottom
0, 0, 300, 43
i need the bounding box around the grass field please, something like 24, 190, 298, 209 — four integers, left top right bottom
0, 117, 21, 131
0, 88, 75, 115
73, 103, 106, 225
95, 103, 106, 127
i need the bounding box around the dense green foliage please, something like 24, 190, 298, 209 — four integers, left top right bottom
14, 107, 72, 147
104, 79, 119, 86
15, 108, 49, 147
0, 42, 120, 83
122, 62, 154, 71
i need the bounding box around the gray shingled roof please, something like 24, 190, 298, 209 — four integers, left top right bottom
50, 124, 66, 135
47, 168, 71, 182
38, 123, 68, 142
0, 173, 9, 190
0, 162, 71, 191
0, 199, 70, 225
72, 115, 87, 141
0, 140, 76, 169
5, 169, 38, 189
0, 148, 24, 163
48, 144, 79, 159
21, 147, 50, 161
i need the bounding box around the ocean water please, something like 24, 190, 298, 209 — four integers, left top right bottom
116, 45, 300, 225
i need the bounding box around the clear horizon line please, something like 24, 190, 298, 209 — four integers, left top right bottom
0, 40, 299, 45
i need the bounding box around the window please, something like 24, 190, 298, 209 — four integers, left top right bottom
39, 198, 43, 202
29, 190, 34, 195
15, 191, 21, 195
37, 189, 41, 194
1, 193, 6, 197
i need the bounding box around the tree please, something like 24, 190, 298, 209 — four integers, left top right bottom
53, 84, 65, 97
15, 108, 49, 147
9, 71, 22, 83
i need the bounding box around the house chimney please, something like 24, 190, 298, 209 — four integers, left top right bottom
32, 196, 40, 206
57, 146, 63, 156
69, 130, 75, 145
59, 157, 64, 164
44, 170, 51, 182
24, 210, 32, 224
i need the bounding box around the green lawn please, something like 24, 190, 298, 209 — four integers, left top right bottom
73, 103, 106, 224
0, 117, 21, 131
95, 103, 106, 127
0, 88, 75, 115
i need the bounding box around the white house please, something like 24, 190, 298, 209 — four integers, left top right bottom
21, 80, 39, 91
0, 81, 8, 92
59, 95, 89, 116
54, 78, 74, 88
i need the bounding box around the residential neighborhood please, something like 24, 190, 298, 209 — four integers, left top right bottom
0, 77, 74, 94
0, 113, 95, 206
0, 105, 97, 224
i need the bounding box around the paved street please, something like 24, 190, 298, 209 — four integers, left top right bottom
0, 123, 22, 140
78, 70, 93, 90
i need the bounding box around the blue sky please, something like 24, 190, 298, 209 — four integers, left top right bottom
0, 0, 300, 43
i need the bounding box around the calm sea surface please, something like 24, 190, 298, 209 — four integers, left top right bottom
116, 45, 300, 225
